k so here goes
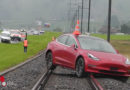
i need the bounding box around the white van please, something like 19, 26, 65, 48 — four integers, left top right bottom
0, 31, 11, 43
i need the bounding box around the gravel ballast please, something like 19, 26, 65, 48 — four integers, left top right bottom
95, 74, 130, 90
44, 67, 92, 90
0, 51, 46, 90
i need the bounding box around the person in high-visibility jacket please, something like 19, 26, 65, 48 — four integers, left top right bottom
24, 38, 28, 53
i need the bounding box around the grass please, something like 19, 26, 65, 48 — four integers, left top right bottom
111, 40, 130, 59
0, 32, 61, 71
91, 34, 130, 40
91, 34, 130, 59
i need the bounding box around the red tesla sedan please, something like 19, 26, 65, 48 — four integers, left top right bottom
45, 33, 130, 81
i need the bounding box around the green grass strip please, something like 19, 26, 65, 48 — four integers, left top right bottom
91, 34, 130, 40
0, 32, 61, 71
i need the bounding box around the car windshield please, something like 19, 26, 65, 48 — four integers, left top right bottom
1, 33, 10, 37
78, 36, 116, 53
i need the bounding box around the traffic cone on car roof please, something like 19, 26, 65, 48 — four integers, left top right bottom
73, 20, 81, 35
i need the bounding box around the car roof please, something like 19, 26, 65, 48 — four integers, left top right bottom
62, 33, 105, 41
78, 35, 105, 41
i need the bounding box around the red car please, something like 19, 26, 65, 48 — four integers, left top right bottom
45, 33, 130, 81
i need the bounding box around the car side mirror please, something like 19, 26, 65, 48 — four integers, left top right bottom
71, 44, 78, 50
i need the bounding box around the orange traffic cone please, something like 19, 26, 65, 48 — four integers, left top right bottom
52, 36, 55, 41
73, 20, 81, 35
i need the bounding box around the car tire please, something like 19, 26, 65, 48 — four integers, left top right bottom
76, 57, 85, 78
19, 38, 21, 41
46, 52, 56, 70
8, 41, 11, 43
121, 76, 129, 83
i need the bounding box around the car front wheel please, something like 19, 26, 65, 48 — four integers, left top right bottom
76, 57, 85, 78
46, 52, 56, 70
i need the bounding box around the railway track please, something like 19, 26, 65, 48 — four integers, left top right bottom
31, 65, 130, 90
32, 66, 104, 90
88, 74, 104, 90
0, 51, 43, 76
32, 70, 52, 90
0, 51, 46, 90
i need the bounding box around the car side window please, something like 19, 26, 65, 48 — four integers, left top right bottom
66, 36, 77, 46
57, 35, 68, 44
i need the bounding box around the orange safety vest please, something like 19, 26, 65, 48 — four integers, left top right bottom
24, 40, 28, 47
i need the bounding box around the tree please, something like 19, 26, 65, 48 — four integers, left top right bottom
103, 15, 120, 28
53, 27, 62, 32
121, 24, 130, 34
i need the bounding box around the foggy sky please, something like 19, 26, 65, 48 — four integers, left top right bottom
0, 0, 130, 30
0, 0, 130, 21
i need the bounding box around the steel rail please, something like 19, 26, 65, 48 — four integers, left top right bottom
0, 51, 44, 76
32, 70, 52, 90
88, 74, 104, 90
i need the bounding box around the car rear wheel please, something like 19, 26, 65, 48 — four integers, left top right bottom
76, 57, 85, 77
46, 52, 56, 70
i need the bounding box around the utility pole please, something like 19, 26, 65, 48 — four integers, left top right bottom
71, 10, 77, 29
88, 0, 91, 33
81, 0, 84, 33
77, 6, 80, 20
107, 0, 112, 42
68, 0, 72, 32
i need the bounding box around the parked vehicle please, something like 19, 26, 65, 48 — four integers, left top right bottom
46, 33, 130, 82
33, 31, 39, 35
1, 31, 11, 43
39, 30, 45, 34
10, 30, 21, 41
20, 32, 26, 41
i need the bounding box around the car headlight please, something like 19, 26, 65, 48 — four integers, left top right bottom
125, 58, 130, 65
88, 53, 100, 61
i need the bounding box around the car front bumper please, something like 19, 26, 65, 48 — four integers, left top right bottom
84, 59, 130, 76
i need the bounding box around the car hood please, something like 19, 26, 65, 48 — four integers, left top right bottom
84, 50, 126, 64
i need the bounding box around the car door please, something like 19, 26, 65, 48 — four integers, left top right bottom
54, 35, 69, 66
62, 35, 78, 68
